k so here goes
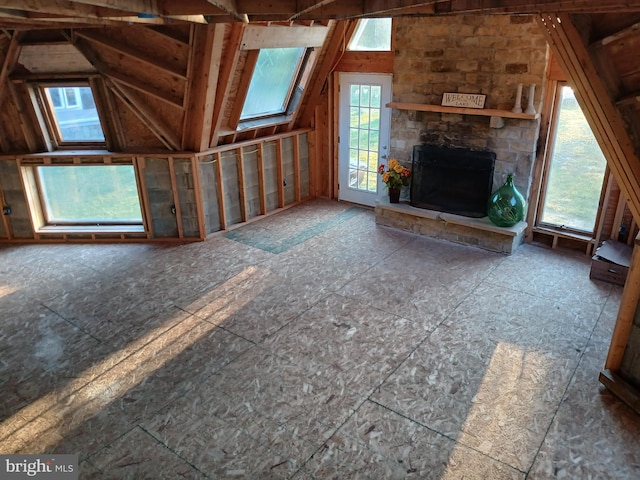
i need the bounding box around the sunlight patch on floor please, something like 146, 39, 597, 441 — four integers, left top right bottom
0, 266, 267, 453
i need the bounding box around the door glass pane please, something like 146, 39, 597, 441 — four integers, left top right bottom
38, 166, 143, 224
347, 83, 381, 193
540, 86, 607, 232
240, 47, 304, 120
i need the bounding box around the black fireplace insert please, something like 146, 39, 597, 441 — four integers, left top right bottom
410, 144, 496, 218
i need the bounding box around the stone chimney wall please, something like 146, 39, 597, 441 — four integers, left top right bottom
390, 15, 549, 199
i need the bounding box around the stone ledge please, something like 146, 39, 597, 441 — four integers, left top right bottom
375, 198, 526, 254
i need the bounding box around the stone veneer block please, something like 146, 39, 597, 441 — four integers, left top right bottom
375, 198, 525, 254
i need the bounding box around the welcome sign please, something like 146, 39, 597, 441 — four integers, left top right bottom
441, 92, 486, 109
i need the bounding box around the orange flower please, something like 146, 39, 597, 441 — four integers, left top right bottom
378, 158, 411, 190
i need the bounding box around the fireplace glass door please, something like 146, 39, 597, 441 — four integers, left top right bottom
338, 73, 391, 206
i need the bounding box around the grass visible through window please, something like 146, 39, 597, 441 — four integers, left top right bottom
38, 166, 142, 224
540, 86, 606, 232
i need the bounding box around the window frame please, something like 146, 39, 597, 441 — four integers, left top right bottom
532, 80, 609, 239
35, 81, 107, 150
230, 47, 314, 131
22, 161, 146, 233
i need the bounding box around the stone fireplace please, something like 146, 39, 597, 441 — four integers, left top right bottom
375, 14, 548, 253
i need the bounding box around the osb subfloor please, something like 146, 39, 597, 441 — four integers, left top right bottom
1, 198, 639, 479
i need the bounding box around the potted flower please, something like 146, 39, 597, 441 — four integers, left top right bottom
378, 159, 411, 203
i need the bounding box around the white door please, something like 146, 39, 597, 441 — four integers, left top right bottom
338, 73, 392, 206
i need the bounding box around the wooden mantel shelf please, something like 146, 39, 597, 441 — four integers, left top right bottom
386, 102, 540, 120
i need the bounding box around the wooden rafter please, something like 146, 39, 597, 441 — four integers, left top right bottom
68, 33, 184, 108
0, 0, 130, 20
65, 0, 159, 15
299, 19, 356, 127
287, 0, 337, 21
182, 23, 225, 151
0, 31, 23, 102
207, 0, 249, 22
74, 30, 187, 78
210, 22, 245, 147
109, 81, 181, 150
2, 0, 640, 27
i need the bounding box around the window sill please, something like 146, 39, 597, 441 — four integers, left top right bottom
237, 115, 291, 131
37, 225, 145, 234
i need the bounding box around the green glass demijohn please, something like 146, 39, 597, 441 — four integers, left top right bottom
486, 174, 526, 227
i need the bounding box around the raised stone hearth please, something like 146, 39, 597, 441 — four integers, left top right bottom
375, 198, 526, 254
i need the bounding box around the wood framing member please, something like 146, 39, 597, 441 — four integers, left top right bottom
299, 19, 356, 128
74, 29, 187, 79
0, 31, 22, 103
257, 142, 266, 215
206, 0, 248, 22
167, 157, 184, 238
227, 49, 259, 130
0, 173, 13, 239
526, 72, 560, 242
293, 134, 301, 202
66, 0, 160, 15
92, 77, 125, 151
537, 14, 640, 223
190, 156, 207, 239
8, 82, 40, 152
240, 24, 329, 49
275, 138, 285, 208
15, 158, 39, 239
214, 151, 227, 229
109, 81, 181, 150
236, 147, 247, 221
606, 233, 640, 371
599, 369, 640, 415
182, 23, 225, 151
69, 34, 184, 108
210, 23, 245, 147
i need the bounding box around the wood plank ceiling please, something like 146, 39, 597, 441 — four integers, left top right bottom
0, 1, 638, 27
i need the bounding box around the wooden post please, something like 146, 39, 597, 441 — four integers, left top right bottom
181, 23, 225, 151
276, 138, 285, 208
293, 134, 301, 202
210, 23, 245, 147
191, 156, 207, 239
215, 152, 227, 230
257, 143, 267, 215
237, 147, 247, 222
168, 157, 184, 238
0, 173, 12, 240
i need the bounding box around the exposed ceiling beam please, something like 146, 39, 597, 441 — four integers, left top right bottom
430, 0, 640, 15
65, 0, 159, 15
0, 0, 640, 27
0, 0, 131, 19
206, 0, 249, 22
287, 0, 337, 21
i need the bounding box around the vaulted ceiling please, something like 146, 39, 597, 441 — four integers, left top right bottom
1, 1, 640, 28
